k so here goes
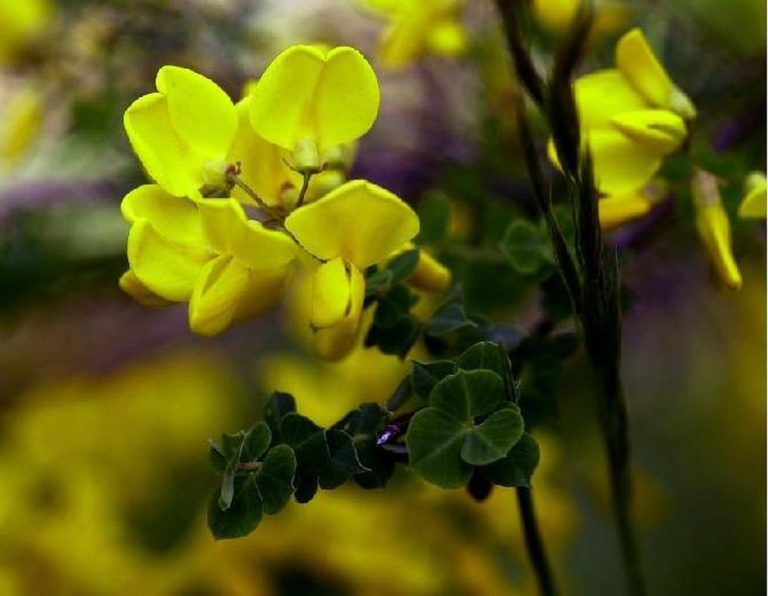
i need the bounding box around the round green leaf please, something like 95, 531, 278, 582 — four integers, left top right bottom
499, 219, 552, 275
406, 408, 472, 489
257, 444, 297, 515
208, 476, 263, 540
430, 369, 505, 421
482, 433, 541, 487
461, 406, 525, 466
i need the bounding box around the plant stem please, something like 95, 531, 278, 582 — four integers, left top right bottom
516, 487, 558, 596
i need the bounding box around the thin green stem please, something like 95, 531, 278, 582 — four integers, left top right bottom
516, 487, 559, 596
295, 171, 313, 208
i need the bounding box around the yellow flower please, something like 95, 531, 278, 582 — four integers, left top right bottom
285, 179, 420, 359
0, 87, 43, 164
738, 171, 767, 219
124, 66, 240, 199
362, 0, 467, 69
0, 0, 51, 64
692, 169, 742, 290
120, 184, 297, 335
569, 29, 695, 197
249, 45, 380, 171
533, 0, 632, 38
598, 178, 668, 230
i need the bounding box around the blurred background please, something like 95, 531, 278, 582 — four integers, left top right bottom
0, 0, 764, 594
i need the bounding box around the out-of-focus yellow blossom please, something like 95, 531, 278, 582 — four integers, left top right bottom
738, 171, 767, 219
391, 242, 453, 293
121, 184, 298, 335
361, 0, 467, 69
692, 169, 742, 290
0, 87, 44, 164
285, 179, 420, 359
0, 0, 51, 64
249, 45, 379, 171
124, 66, 240, 199
533, 0, 632, 38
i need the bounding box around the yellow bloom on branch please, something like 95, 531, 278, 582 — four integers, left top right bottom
361, 0, 467, 69
552, 28, 696, 229
285, 179, 420, 359
692, 170, 742, 290
121, 185, 298, 335
249, 45, 380, 172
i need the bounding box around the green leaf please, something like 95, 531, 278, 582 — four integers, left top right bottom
220, 431, 246, 460
280, 413, 330, 470
499, 219, 553, 275
387, 249, 420, 285
411, 360, 456, 400
386, 377, 413, 411
365, 267, 393, 297
461, 406, 524, 466
406, 408, 472, 489
374, 284, 414, 328
208, 476, 262, 539
343, 403, 389, 435
264, 392, 296, 440
456, 341, 507, 377
425, 302, 477, 336
365, 315, 421, 358
241, 422, 272, 461
482, 433, 540, 487
353, 438, 396, 489
257, 445, 296, 515
319, 429, 367, 489
416, 193, 451, 244
430, 370, 506, 421
208, 440, 228, 473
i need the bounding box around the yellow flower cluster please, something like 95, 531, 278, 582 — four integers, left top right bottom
119, 45, 448, 359
558, 29, 696, 230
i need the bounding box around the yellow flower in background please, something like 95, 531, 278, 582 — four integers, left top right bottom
285, 179, 420, 359
361, 0, 468, 69
0, 87, 43, 165
692, 169, 742, 290
121, 184, 297, 335
533, 0, 632, 38
249, 45, 380, 172
0, 0, 51, 64
738, 171, 767, 219
124, 66, 239, 199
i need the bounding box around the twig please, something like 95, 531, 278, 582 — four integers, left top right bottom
517, 487, 558, 596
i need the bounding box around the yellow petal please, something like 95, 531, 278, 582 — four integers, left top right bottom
574, 70, 647, 129
599, 192, 652, 230
228, 97, 300, 207
235, 266, 292, 323
249, 45, 379, 153
0, 87, 43, 163
284, 179, 420, 268
610, 109, 687, 154
585, 129, 663, 196
312, 257, 353, 328
738, 172, 767, 219
313, 47, 380, 151
188, 254, 249, 336
194, 197, 297, 269
426, 18, 467, 58
127, 219, 210, 301
692, 170, 742, 290
409, 249, 452, 293
119, 270, 173, 308
121, 184, 204, 245
696, 203, 742, 290
249, 45, 327, 150
124, 93, 202, 197
156, 65, 237, 162
616, 28, 696, 119
313, 263, 366, 360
